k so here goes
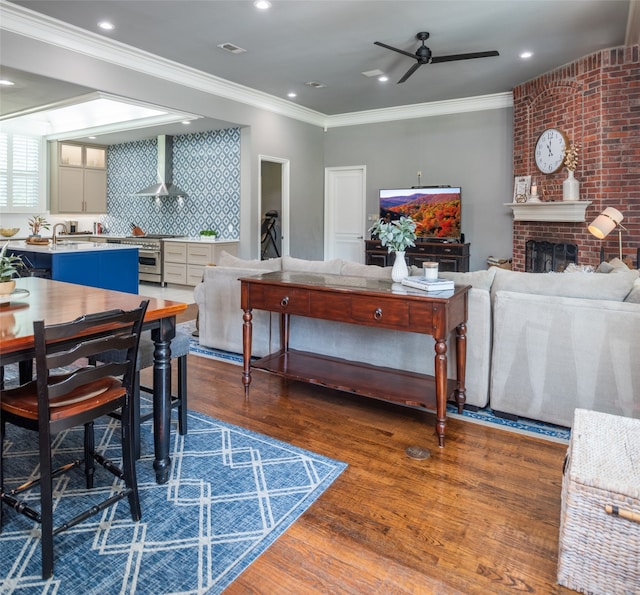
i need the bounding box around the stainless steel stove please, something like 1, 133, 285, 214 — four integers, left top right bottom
106, 234, 185, 284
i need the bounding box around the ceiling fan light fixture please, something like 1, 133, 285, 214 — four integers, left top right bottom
378, 75, 389, 83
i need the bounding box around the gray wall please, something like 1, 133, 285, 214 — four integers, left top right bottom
324, 109, 514, 271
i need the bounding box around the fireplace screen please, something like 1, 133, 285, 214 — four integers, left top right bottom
525, 240, 578, 273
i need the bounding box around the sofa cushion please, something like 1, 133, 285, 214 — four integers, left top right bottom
217, 251, 282, 271
491, 267, 638, 302
625, 278, 640, 304
439, 267, 497, 291
340, 261, 393, 279
282, 255, 343, 274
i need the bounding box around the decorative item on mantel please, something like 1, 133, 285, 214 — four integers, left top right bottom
370, 216, 417, 282
562, 141, 580, 201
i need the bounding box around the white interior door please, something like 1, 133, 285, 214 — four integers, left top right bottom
324, 166, 366, 263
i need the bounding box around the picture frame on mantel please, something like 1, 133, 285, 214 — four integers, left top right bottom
513, 175, 532, 203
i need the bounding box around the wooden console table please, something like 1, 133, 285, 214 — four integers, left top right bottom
240, 272, 469, 447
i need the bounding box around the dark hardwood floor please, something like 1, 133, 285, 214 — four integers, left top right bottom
145, 320, 574, 594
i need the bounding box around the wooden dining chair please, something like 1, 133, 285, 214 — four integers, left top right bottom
93, 330, 190, 459
0, 300, 148, 579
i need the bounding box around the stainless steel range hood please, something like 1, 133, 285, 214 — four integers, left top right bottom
133, 135, 188, 197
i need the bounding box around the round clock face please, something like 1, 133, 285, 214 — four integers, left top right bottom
535, 128, 568, 174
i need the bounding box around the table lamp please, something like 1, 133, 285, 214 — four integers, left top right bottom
588, 207, 626, 260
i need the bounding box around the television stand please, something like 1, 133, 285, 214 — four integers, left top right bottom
365, 240, 470, 272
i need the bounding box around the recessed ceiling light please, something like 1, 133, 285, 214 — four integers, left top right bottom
98, 21, 115, 31
0, 79, 15, 86
181, 120, 191, 125
520, 51, 533, 59
217, 42, 247, 54
362, 69, 385, 78
378, 75, 389, 83
305, 81, 327, 89
254, 0, 271, 9
287, 92, 297, 98
88, 136, 97, 139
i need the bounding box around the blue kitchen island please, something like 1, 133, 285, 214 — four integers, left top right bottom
7, 240, 139, 294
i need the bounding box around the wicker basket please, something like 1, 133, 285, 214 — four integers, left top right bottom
557, 409, 640, 594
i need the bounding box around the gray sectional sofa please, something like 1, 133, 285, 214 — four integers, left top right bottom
193, 252, 640, 428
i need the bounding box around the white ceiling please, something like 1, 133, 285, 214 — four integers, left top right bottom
1, 0, 637, 142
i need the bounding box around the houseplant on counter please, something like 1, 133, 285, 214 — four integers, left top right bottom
0, 241, 24, 296
27, 215, 50, 238
199, 229, 218, 241
370, 216, 417, 282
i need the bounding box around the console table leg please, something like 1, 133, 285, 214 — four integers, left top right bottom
455, 322, 467, 414
434, 338, 447, 448
242, 309, 253, 396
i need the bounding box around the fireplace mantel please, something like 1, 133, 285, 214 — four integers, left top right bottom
505, 201, 592, 222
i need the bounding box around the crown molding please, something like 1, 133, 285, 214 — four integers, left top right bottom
1, 1, 514, 131
324, 93, 513, 129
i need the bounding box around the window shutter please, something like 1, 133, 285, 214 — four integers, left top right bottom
0, 133, 42, 209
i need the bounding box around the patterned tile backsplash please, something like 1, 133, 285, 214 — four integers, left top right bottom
103, 128, 240, 237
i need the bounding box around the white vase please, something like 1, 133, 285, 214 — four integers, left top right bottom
391, 251, 408, 283
563, 170, 580, 201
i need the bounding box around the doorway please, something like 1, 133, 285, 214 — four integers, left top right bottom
259, 156, 290, 260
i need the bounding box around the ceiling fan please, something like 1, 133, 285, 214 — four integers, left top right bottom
374, 32, 499, 84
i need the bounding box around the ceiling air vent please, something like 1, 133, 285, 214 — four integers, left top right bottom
217, 42, 246, 54
305, 81, 327, 89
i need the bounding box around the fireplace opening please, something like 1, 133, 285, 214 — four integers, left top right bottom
525, 240, 578, 272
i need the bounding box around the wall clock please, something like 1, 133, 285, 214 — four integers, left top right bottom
534, 128, 568, 174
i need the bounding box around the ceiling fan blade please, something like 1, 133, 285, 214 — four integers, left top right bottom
398, 62, 422, 84
374, 41, 418, 61
431, 50, 499, 64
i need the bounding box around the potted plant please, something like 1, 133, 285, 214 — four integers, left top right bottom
370, 216, 417, 282
199, 229, 218, 241
0, 241, 24, 295
28, 215, 50, 238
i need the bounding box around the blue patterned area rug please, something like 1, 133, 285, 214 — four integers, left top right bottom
185, 323, 570, 444
1, 410, 347, 594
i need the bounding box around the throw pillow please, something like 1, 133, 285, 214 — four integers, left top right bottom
282, 255, 343, 274
217, 251, 282, 271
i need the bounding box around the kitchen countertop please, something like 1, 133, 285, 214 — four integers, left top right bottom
7, 240, 138, 254
162, 237, 238, 243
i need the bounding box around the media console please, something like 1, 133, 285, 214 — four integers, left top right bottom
365, 240, 470, 272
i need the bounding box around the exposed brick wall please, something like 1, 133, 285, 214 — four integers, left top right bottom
512, 45, 640, 270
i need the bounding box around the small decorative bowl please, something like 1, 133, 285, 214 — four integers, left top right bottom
0, 228, 19, 237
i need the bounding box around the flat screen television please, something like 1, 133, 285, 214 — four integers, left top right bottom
379, 187, 462, 241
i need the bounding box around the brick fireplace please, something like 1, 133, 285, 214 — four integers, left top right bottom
511, 45, 640, 271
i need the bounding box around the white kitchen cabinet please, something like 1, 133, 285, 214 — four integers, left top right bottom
50, 141, 107, 214
163, 240, 238, 286
163, 241, 188, 285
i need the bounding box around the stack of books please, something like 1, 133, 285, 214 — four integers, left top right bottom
401, 276, 455, 292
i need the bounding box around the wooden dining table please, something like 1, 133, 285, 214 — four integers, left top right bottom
0, 276, 187, 485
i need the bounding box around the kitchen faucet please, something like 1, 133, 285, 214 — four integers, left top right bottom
52, 222, 67, 245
